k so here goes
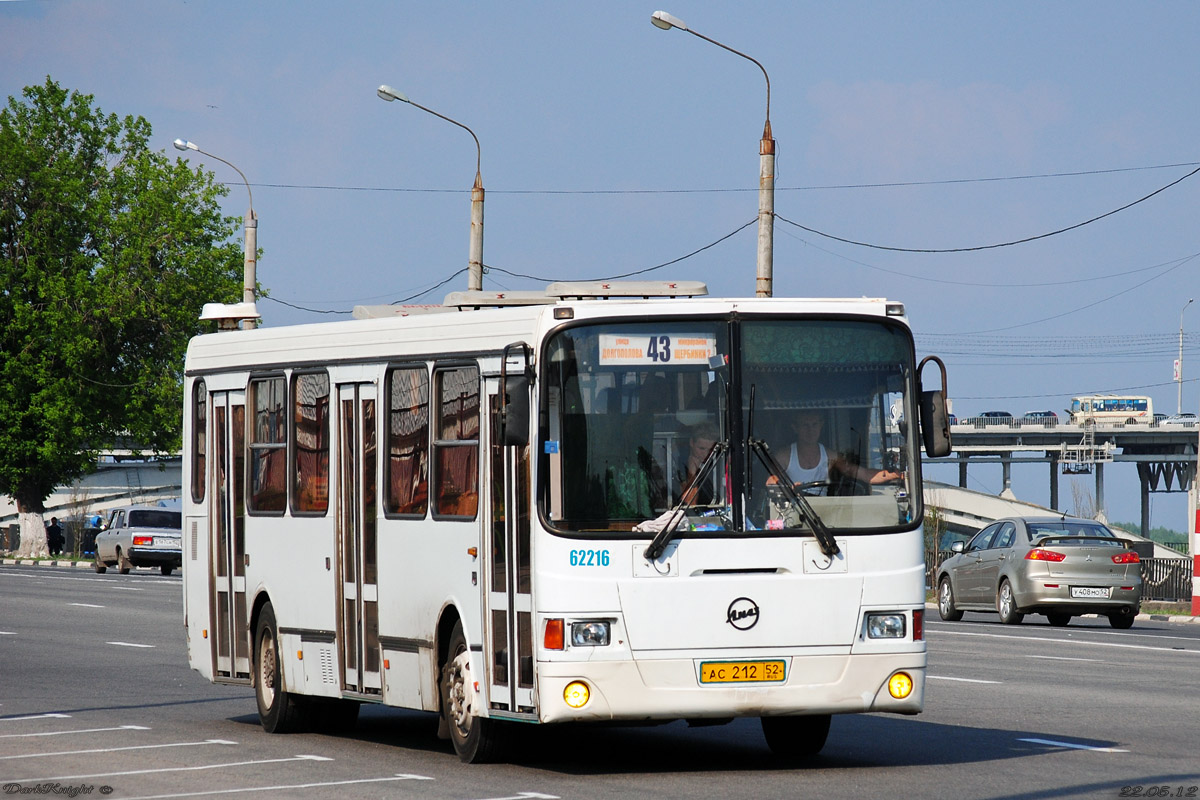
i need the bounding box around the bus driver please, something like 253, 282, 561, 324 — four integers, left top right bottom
771, 409, 901, 494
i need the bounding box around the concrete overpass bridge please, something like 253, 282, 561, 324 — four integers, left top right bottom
927, 418, 1199, 537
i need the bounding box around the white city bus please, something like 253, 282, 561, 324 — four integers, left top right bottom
1068, 395, 1153, 425
181, 281, 951, 762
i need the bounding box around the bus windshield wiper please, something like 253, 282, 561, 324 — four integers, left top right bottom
643, 441, 727, 561
748, 437, 840, 558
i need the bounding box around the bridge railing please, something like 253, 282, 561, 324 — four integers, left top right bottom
925, 550, 1193, 603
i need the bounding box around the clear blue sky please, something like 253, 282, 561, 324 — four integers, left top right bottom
4, 0, 1199, 531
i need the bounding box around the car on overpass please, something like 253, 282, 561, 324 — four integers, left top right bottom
935, 515, 1142, 629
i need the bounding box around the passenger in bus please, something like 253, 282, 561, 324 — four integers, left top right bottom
675, 421, 720, 506
770, 409, 901, 495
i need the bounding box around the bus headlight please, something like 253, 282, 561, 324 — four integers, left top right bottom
570, 621, 611, 647
866, 613, 907, 639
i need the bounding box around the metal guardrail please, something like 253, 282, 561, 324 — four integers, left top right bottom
925, 550, 1193, 604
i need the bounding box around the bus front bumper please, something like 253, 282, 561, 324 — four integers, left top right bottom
534, 651, 925, 724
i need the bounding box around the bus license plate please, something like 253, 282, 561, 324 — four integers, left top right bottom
1070, 586, 1110, 598
699, 660, 785, 684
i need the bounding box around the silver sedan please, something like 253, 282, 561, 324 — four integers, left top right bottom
935, 516, 1142, 629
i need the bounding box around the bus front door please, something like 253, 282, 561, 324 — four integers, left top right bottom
484, 381, 535, 717
336, 383, 381, 695
210, 390, 250, 683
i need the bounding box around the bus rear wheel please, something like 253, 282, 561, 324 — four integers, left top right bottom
255, 603, 309, 733
441, 620, 501, 763
761, 714, 831, 759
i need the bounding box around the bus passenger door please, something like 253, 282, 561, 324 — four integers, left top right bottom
484, 375, 535, 717
336, 383, 381, 695
210, 390, 250, 682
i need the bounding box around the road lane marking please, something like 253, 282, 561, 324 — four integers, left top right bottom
108, 641, 156, 648
0, 738, 237, 760
0, 725, 149, 739
1027, 655, 1102, 662
69, 602, 104, 608
118, 773, 434, 799
0, 713, 71, 722
1, 572, 145, 589
0, 631, 15, 635
1018, 737, 1129, 753
937, 629, 1200, 655
8, 753, 333, 783
927, 675, 1002, 684
474, 794, 561, 800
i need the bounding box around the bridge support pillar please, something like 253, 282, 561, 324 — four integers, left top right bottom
1140, 471, 1151, 537
1095, 463, 1105, 519
958, 461, 967, 489
1049, 458, 1059, 511
1002, 460, 1012, 494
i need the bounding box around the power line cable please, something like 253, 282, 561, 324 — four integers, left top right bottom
485, 218, 756, 283
775, 165, 1200, 254
236, 160, 1200, 196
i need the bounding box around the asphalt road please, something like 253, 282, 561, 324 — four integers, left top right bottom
2, 563, 1198, 799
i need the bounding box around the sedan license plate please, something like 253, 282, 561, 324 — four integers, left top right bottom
153, 537, 175, 548
699, 660, 785, 684
1070, 586, 1111, 599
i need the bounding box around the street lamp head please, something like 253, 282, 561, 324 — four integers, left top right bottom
651, 10, 687, 31
173, 138, 198, 152
377, 85, 410, 104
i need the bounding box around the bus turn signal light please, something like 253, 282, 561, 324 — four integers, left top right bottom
544, 618, 564, 650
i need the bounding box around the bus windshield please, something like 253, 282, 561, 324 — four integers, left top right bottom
541, 316, 920, 537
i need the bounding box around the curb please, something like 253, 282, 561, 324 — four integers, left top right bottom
1, 558, 93, 569
923, 601, 1197, 624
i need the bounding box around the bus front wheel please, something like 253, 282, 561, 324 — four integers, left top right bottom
255, 603, 308, 733
441, 620, 501, 763
761, 714, 831, 759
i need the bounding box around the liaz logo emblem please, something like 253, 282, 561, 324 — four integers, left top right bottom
726, 597, 760, 630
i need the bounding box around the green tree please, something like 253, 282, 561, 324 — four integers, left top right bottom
0, 78, 243, 556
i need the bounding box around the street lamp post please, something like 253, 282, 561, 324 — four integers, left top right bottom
377, 85, 485, 292
1179, 298, 1194, 415
651, 10, 775, 297
173, 139, 258, 329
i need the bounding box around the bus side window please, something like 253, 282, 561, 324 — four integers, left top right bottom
291, 372, 330, 515
433, 365, 480, 519
248, 376, 287, 513
386, 366, 430, 517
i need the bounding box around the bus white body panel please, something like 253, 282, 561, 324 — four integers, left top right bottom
182, 293, 933, 756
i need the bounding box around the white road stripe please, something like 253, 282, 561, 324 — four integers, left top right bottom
1018, 737, 1129, 753
7, 754, 332, 783
0, 713, 70, 722
119, 773, 434, 799
0, 725, 149, 739
0, 738, 237, 760
108, 641, 155, 648
1027, 654, 1102, 662
937, 629, 1200, 655
69, 602, 104, 608
927, 675, 1002, 684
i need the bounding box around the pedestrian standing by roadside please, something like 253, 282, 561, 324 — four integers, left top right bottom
46, 516, 64, 556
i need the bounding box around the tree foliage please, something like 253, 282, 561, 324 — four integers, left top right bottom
0, 78, 243, 551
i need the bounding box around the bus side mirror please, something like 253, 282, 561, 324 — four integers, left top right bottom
918, 355, 952, 458
502, 375, 530, 447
